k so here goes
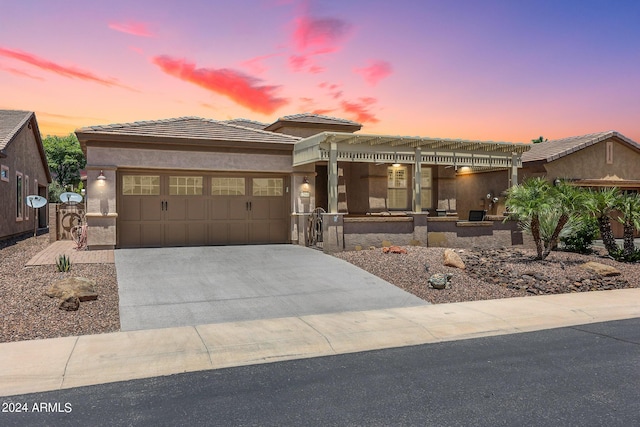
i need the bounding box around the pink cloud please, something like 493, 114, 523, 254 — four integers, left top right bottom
318, 81, 343, 99
152, 55, 288, 114
240, 53, 280, 75
341, 98, 379, 123
129, 46, 144, 55
287, 14, 351, 73
293, 16, 351, 51
0, 46, 128, 88
355, 60, 393, 86
288, 54, 309, 72
0, 64, 44, 80
313, 108, 336, 116
108, 21, 155, 37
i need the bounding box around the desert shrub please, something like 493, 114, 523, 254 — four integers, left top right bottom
561, 215, 599, 254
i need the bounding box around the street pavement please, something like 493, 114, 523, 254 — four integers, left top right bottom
2, 318, 639, 426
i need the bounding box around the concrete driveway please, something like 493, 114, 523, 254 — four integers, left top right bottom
115, 245, 428, 331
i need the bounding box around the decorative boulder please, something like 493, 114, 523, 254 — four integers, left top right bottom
443, 249, 466, 269
46, 277, 98, 302
579, 262, 621, 277
59, 294, 80, 311
429, 273, 453, 289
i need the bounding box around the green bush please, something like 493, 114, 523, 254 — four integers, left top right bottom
560, 215, 599, 254
609, 247, 640, 262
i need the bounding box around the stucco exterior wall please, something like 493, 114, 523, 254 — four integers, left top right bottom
543, 138, 640, 181
0, 124, 49, 239
87, 146, 293, 173
455, 170, 510, 220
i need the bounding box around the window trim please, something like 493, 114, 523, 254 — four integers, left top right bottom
16, 171, 23, 221
24, 175, 29, 220
420, 166, 433, 210
0, 165, 8, 182
387, 166, 408, 210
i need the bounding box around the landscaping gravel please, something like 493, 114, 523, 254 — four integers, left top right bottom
334, 246, 640, 304
2, 234, 639, 344
0, 235, 119, 343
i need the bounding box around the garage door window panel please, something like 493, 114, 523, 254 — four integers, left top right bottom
122, 175, 160, 195
212, 177, 245, 196
170, 176, 203, 196
253, 178, 283, 196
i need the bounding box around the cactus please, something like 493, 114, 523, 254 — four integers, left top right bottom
56, 254, 71, 272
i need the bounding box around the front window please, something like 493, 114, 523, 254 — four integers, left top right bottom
387, 166, 408, 209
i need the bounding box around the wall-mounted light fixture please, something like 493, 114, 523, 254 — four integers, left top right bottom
97, 170, 106, 186
302, 176, 310, 191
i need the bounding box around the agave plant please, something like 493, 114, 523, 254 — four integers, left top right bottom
56, 254, 71, 273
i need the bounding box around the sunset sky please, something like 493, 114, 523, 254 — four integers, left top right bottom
1, 0, 639, 143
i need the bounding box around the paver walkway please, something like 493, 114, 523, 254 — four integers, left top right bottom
26, 240, 114, 265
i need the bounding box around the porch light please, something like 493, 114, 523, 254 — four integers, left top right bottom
97, 170, 106, 185
302, 176, 309, 190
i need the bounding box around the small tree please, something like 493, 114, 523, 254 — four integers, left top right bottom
506, 178, 584, 260
615, 192, 640, 258
531, 136, 548, 144
584, 187, 620, 255
506, 177, 551, 259
43, 133, 86, 190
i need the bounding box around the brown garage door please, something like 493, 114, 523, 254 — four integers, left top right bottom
118, 172, 288, 248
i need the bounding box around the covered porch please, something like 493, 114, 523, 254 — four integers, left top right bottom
291, 132, 531, 252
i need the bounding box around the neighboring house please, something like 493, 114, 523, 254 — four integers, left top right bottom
0, 110, 52, 240
457, 130, 640, 237
76, 113, 530, 250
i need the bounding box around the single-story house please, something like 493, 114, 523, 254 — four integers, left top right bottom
0, 110, 51, 240
76, 113, 532, 251
458, 130, 640, 237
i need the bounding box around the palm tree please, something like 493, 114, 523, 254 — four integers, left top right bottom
615, 192, 640, 258
542, 182, 585, 258
506, 177, 552, 259
583, 188, 620, 255
531, 136, 548, 144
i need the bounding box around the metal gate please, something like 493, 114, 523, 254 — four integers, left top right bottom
306, 207, 325, 249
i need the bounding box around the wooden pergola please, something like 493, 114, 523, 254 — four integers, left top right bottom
293, 132, 531, 214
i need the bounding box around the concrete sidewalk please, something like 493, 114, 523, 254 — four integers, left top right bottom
1, 288, 638, 397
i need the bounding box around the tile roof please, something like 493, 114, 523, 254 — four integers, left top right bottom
219, 118, 268, 129
275, 113, 362, 127
76, 117, 300, 145
0, 109, 33, 151
522, 131, 640, 163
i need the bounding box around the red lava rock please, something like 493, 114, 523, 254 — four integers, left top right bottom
382, 246, 407, 254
